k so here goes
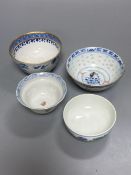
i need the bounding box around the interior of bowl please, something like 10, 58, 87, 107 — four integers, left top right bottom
67, 47, 125, 87
63, 94, 116, 137
9, 32, 61, 64
16, 73, 66, 110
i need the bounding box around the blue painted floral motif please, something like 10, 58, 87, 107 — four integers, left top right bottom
96, 47, 101, 52
81, 48, 86, 52
33, 64, 48, 70
40, 64, 48, 69
19, 63, 28, 70
77, 136, 88, 141
103, 48, 108, 53
118, 60, 122, 66
34, 65, 41, 69
85, 72, 101, 85
88, 48, 95, 52
109, 51, 114, 55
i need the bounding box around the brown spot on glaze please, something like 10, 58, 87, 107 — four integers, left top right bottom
41, 101, 46, 106
103, 80, 110, 85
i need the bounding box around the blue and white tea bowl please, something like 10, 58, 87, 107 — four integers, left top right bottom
63, 94, 117, 141
9, 31, 62, 74
16, 72, 67, 114
66, 47, 125, 91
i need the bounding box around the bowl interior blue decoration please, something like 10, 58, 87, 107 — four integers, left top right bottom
9, 31, 62, 73
66, 47, 125, 91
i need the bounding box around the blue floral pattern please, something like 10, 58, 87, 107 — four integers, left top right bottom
18, 63, 28, 70
85, 72, 101, 85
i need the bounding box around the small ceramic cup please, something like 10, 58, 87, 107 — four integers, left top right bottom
16, 72, 67, 114
66, 47, 125, 91
63, 94, 116, 141
9, 31, 62, 74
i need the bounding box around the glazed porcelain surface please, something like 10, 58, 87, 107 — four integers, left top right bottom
9, 32, 62, 74
16, 72, 67, 114
66, 47, 125, 91
63, 94, 116, 141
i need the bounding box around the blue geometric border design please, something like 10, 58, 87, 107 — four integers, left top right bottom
9, 32, 62, 56
67, 47, 125, 70
16, 72, 67, 108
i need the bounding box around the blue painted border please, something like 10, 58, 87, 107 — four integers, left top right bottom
9, 32, 62, 56
67, 47, 125, 70
16, 72, 67, 109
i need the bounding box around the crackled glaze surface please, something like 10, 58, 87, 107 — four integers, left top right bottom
16, 72, 67, 114
63, 94, 116, 141
66, 47, 125, 91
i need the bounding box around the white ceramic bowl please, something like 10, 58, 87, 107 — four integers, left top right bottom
9, 31, 62, 74
66, 47, 125, 91
63, 94, 116, 141
16, 72, 67, 114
